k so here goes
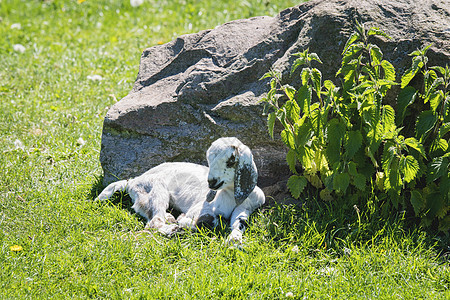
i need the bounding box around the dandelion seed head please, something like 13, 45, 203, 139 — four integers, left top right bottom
130, 0, 144, 7
87, 75, 103, 81
10, 23, 21, 30
14, 139, 24, 150
13, 44, 26, 53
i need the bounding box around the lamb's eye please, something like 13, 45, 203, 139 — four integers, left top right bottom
226, 155, 236, 168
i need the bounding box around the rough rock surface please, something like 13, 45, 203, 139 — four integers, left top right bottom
100, 0, 450, 187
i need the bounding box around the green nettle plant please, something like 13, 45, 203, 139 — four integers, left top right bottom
261, 22, 449, 231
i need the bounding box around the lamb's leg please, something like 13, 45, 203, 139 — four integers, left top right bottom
129, 182, 180, 236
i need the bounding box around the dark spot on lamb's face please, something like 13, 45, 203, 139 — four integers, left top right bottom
226, 153, 237, 168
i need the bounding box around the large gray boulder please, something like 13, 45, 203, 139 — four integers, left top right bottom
100, 0, 450, 187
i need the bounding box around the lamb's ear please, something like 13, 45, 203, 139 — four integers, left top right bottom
234, 146, 258, 205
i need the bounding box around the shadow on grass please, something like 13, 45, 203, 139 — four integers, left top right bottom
89, 175, 449, 259
90, 174, 140, 219
255, 188, 450, 261
89, 175, 231, 238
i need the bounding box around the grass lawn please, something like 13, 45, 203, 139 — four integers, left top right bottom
1, 0, 448, 298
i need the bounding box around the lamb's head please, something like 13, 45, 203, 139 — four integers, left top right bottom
206, 137, 258, 205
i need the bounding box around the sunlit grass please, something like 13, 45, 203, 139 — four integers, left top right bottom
1, 0, 448, 298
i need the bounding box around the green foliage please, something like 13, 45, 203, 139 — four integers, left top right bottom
1, 1, 449, 298
261, 21, 450, 232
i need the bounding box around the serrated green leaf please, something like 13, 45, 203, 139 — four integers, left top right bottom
439, 122, 450, 138
342, 44, 364, 66
430, 138, 449, 156
408, 44, 432, 57
404, 137, 426, 158
285, 100, 300, 121
380, 60, 395, 82
370, 45, 383, 66
292, 49, 309, 57
396, 86, 417, 125
352, 81, 373, 92
424, 70, 438, 98
416, 110, 437, 141
301, 68, 311, 86
267, 87, 276, 101
367, 27, 391, 39
270, 78, 277, 89
348, 161, 358, 176
353, 173, 366, 191
382, 142, 397, 173
410, 190, 425, 215
326, 119, 346, 165
281, 129, 295, 148
345, 130, 363, 159
343, 69, 356, 84
298, 147, 315, 170
382, 105, 396, 133
427, 156, 450, 182
333, 172, 350, 194
286, 149, 298, 174
309, 103, 322, 132
267, 112, 276, 139
287, 175, 307, 199
362, 66, 377, 81
429, 91, 443, 113
323, 80, 335, 91
400, 155, 419, 183
445, 96, 450, 122
385, 158, 402, 193
314, 150, 329, 173
295, 121, 313, 147
291, 57, 307, 75
401, 57, 423, 88
260, 69, 278, 80
342, 32, 360, 55
409, 49, 422, 57
276, 108, 287, 128
430, 66, 446, 76
296, 85, 312, 115
367, 121, 383, 157
284, 85, 296, 101
421, 43, 433, 55
309, 52, 323, 64
311, 68, 322, 95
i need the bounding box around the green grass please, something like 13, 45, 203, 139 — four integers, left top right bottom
1, 0, 448, 298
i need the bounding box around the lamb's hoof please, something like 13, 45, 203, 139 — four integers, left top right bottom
226, 229, 243, 246
158, 224, 181, 237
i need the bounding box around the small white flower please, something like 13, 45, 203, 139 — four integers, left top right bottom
130, 0, 144, 7
13, 44, 26, 53
77, 137, 86, 146
318, 266, 336, 276
10, 23, 21, 29
14, 139, 24, 150
285, 292, 294, 297
291, 245, 299, 253
87, 75, 103, 81
343, 247, 352, 256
